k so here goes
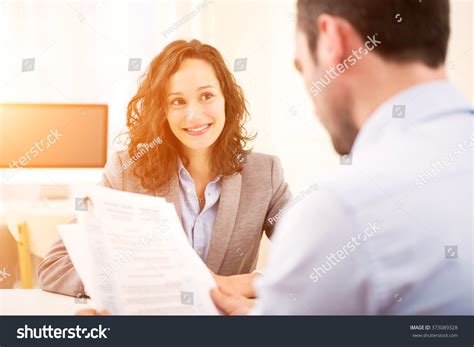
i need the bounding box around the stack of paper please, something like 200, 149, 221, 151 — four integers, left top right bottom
59, 186, 219, 315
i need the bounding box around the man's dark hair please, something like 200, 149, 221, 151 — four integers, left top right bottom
297, 0, 450, 68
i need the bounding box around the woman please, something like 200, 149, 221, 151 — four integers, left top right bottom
38, 39, 291, 301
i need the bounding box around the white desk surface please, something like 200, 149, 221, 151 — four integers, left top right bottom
0, 289, 95, 315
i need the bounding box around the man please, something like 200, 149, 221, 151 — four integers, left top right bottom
211, 0, 473, 314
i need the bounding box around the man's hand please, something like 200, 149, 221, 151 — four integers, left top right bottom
212, 272, 260, 298
210, 286, 255, 315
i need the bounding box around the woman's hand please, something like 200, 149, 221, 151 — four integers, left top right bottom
211, 272, 261, 299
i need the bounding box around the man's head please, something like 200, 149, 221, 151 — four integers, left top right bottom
294, 0, 450, 154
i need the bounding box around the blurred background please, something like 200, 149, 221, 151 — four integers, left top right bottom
0, 0, 473, 289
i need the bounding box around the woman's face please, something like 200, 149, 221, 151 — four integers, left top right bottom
166, 58, 226, 153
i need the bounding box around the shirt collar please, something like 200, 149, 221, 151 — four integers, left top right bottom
177, 158, 189, 181
177, 158, 222, 184
351, 81, 472, 154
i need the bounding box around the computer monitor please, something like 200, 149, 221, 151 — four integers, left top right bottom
0, 104, 108, 169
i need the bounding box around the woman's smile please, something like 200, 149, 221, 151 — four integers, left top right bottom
182, 123, 212, 136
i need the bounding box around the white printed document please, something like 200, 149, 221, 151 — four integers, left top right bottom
59, 186, 219, 315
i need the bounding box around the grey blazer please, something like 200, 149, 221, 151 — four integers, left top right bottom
38, 151, 291, 296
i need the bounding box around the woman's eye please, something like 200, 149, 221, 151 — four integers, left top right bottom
201, 93, 214, 101
171, 98, 185, 106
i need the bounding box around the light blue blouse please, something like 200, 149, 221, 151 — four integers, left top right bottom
177, 159, 222, 261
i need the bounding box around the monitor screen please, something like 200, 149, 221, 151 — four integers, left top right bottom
0, 104, 108, 168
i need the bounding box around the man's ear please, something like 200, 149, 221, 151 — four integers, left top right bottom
315, 14, 354, 67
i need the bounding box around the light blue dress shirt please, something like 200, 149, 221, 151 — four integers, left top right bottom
253, 82, 473, 314
177, 159, 222, 261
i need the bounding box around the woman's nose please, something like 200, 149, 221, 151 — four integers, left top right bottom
185, 103, 204, 122
185, 107, 195, 121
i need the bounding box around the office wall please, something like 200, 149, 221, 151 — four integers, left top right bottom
1, 0, 472, 188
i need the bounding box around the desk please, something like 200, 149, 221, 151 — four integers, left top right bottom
0, 289, 95, 315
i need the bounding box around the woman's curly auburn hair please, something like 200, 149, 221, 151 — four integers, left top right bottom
125, 39, 255, 193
